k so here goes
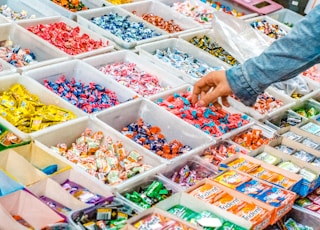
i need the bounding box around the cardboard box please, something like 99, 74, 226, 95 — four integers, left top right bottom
27, 178, 89, 214
0, 23, 68, 72
210, 170, 297, 225
0, 74, 86, 137
94, 98, 213, 162
0, 148, 47, 186
13, 143, 72, 176
250, 143, 320, 196
0, 189, 64, 229
32, 116, 167, 191
83, 50, 186, 100
136, 38, 231, 84
156, 191, 252, 229
120, 0, 201, 37
17, 16, 115, 59
23, 59, 138, 114
77, 6, 169, 49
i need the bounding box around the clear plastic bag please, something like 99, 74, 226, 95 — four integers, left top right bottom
272, 74, 311, 96
211, 11, 273, 63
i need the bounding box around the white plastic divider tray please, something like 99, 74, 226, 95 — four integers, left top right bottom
0, 15, 8, 24
158, 0, 216, 27
23, 59, 138, 114
77, 6, 169, 49
0, 23, 69, 72
200, 0, 258, 20
0, 58, 16, 76
94, 98, 213, 162
120, 0, 201, 37
136, 38, 231, 84
42, 0, 110, 21
32, 116, 167, 190
0, 74, 86, 137
179, 28, 240, 66
17, 16, 115, 59
290, 98, 320, 119
157, 155, 218, 191
83, 50, 186, 99
0, 0, 59, 21
227, 86, 296, 122
245, 15, 292, 40
227, 122, 277, 151
152, 84, 254, 140
268, 8, 304, 27
116, 173, 183, 212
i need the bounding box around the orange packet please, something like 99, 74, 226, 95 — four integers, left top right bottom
227, 158, 260, 173
213, 193, 247, 214
213, 170, 251, 189
236, 203, 268, 225
248, 167, 274, 181
266, 172, 297, 189
188, 183, 225, 203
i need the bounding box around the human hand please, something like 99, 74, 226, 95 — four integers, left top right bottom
191, 70, 233, 107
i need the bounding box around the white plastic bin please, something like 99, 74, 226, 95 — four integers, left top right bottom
0, 0, 59, 21
152, 84, 254, 140
0, 74, 86, 137
83, 50, 186, 99
158, 0, 216, 27
42, 0, 110, 21
0, 23, 68, 72
23, 59, 138, 114
32, 116, 167, 190
136, 38, 230, 84
94, 98, 213, 162
17, 16, 115, 59
120, 0, 201, 37
0, 58, 16, 76
77, 6, 169, 49
227, 86, 296, 122
268, 8, 304, 27
200, 0, 258, 19
245, 15, 292, 40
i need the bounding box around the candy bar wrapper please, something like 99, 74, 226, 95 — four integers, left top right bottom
61, 179, 106, 205
213, 170, 251, 189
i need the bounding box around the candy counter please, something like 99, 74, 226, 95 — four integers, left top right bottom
0, 0, 319, 229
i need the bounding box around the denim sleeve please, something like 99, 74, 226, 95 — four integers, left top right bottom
226, 5, 320, 106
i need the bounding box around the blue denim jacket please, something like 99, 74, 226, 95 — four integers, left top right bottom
226, 5, 320, 106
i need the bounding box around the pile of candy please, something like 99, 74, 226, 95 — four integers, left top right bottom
269, 111, 303, 128
121, 118, 192, 159
72, 198, 137, 230
90, 12, 162, 43
124, 180, 172, 209
154, 47, 224, 80
296, 187, 320, 216
0, 4, 36, 20
155, 92, 250, 137
201, 0, 245, 17
99, 62, 167, 96
108, 0, 132, 4
171, 1, 214, 24
189, 35, 239, 66
293, 104, 320, 118
27, 22, 107, 55
201, 141, 248, 166
250, 19, 288, 39
44, 75, 121, 113
51, 128, 152, 186
231, 128, 271, 150
253, 92, 284, 114
0, 84, 76, 133
50, 0, 88, 12
139, 13, 183, 33
0, 125, 23, 148
169, 163, 216, 189
0, 40, 37, 67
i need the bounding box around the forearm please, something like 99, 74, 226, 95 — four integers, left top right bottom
227, 5, 320, 106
